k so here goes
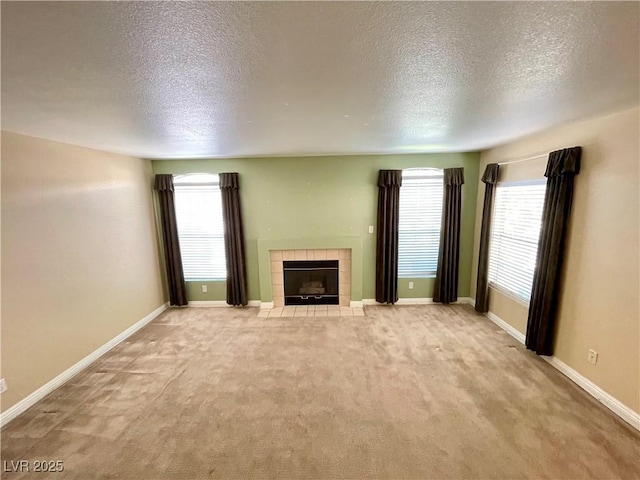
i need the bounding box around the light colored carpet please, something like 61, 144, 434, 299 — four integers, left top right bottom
2, 305, 639, 479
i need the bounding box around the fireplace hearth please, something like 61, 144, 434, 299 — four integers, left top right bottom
283, 260, 339, 305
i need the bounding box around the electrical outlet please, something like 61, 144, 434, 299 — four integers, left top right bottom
368, 226, 374, 234
0, 378, 7, 394
587, 349, 598, 365
201, 285, 208, 293
408, 282, 414, 290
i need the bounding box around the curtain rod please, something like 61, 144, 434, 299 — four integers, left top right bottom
497, 152, 548, 166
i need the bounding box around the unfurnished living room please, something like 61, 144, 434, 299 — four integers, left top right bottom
1, 1, 639, 479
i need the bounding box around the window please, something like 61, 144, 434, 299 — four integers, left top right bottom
174, 174, 226, 280
398, 168, 444, 277
488, 180, 546, 304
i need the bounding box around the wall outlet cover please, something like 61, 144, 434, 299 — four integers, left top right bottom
587, 349, 598, 365
201, 285, 208, 293
408, 282, 414, 289
0, 378, 7, 394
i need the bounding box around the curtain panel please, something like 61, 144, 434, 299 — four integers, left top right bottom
474, 164, 500, 313
526, 147, 582, 355
154, 174, 188, 306
375, 170, 403, 304
433, 167, 465, 304
220, 172, 248, 306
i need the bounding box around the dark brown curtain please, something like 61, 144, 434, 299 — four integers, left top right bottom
375, 170, 403, 304
433, 168, 465, 304
220, 173, 248, 306
526, 147, 582, 355
475, 164, 500, 313
154, 174, 188, 306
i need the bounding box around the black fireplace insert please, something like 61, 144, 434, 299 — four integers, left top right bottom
283, 260, 339, 305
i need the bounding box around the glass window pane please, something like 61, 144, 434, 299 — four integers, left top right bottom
488, 182, 546, 303
398, 169, 444, 277
174, 180, 227, 280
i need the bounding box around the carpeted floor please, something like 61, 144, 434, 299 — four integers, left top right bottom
2, 305, 639, 479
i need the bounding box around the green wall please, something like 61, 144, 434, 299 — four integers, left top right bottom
152, 153, 480, 302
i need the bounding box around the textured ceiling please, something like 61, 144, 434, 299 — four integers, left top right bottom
1, 2, 639, 159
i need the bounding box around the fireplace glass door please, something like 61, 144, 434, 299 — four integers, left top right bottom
283, 260, 339, 305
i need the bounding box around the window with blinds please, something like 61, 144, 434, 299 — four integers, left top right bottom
488, 180, 546, 304
398, 168, 444, 277
174, 174, 226, 280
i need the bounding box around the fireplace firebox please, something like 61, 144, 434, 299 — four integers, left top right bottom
283, 260, 339, 305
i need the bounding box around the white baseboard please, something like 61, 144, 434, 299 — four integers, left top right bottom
457, 297, 474, 306
363, 297, 474, 306
188, 300, 261, 307
485, 311, 526, 344
363, 298, 432, 305
397, 297, 434, 305
349, 301, 363, 308
543, 356, 640, 431
484, 310, 640, 431
0, 302, 169, 429
188, 301, 228, 307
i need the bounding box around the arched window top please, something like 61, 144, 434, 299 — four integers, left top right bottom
173, 173, 219, 186
402, 168, 443, 178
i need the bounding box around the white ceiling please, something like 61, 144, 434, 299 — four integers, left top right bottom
1, 2, 638, 159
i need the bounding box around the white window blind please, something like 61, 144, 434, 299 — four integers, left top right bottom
174, 174, 226, 280
398, 169, 444, 277
488, 181, 546, 304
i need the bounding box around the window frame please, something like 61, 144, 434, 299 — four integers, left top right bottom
173, 173, 227, 282
487, 178, 547, 306
397, 168, 444, 279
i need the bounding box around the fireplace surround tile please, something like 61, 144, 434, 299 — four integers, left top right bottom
282, 306, 296, 316
313, 249, 327, 260
257, 237, 363, 306
271, 271, 283, 284
270, 248, 351, 307
257, 305, 363, 318
326, 249, 339, 259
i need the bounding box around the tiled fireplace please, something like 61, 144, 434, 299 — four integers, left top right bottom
270, 249, 352, 307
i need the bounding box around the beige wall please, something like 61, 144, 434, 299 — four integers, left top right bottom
471, 106, 640, 413
1, 132, 165, 412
